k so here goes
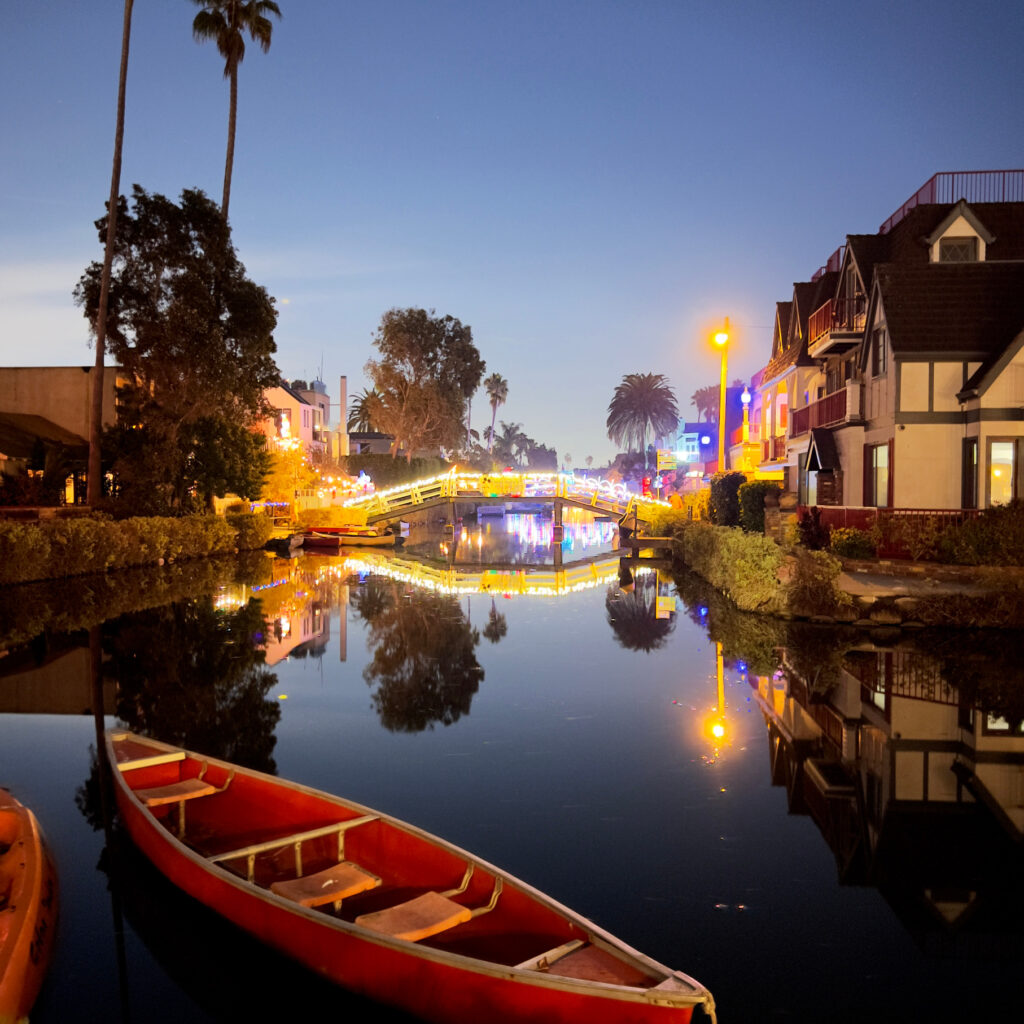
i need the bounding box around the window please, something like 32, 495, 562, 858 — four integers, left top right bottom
871, 327, 887, 377
865, 441, 891, 507
939, 237, 978, 263
962, 437, 978, 509
988, 439, 1018, 506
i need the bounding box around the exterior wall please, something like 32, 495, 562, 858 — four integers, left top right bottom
982, 346, 1024, 407
264, 385, 315, 449
899, 362, 929, 412
933, 361, 966, 412
0, 365, 119, 438
892, 423, 964, 508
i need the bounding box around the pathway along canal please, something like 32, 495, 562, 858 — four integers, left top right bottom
1, 513, 1022, 1023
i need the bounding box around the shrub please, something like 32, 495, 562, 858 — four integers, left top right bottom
797, 506, 830, 550
708, 472, 746, 527
738, 480, 782, 534
227, 512, 274, 550
829, 526, 876, 559
936, 500, 1024, 565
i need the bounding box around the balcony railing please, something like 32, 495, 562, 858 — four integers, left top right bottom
761, 435, 786, 462
790, 388, 848, 436
808, 295, 866, 345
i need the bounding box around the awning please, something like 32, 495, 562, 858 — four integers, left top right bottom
806, 427, 840, 473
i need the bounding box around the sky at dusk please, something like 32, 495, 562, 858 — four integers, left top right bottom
2, 0, 1023, 465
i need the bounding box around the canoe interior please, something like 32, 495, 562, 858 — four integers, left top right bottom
112, 735, 671, 990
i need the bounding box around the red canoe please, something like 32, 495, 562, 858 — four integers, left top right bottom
106, 731, 716, 1024
0, 790, 58, 1024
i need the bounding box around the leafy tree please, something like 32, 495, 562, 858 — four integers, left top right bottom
708, 471, 746, 527
484, 373, 508, 453
75, 186, 279, 510
191, 0, 282, 220
347, 387, 383, 433
606, 373, 679, 468
365, 308, 484, 461
88, 0, 135, 505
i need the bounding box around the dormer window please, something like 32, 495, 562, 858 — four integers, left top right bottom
939, 236, 978, 263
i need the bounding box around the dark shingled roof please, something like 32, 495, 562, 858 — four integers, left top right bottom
876, 261, 1024, 358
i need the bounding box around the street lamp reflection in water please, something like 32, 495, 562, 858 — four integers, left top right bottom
703, 641, 730, 759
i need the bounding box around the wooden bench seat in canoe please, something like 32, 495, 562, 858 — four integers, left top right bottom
209, 815, 380, 909
133, 764, 232, 837
356, 870, 503, 943
270, 860, 381, 910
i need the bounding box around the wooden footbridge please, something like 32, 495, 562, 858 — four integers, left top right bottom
340, 469, 670, 528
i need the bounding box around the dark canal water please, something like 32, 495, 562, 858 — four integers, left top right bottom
2, 512, 1022, 1023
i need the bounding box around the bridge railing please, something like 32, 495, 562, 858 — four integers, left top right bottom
341, 468, 671, 521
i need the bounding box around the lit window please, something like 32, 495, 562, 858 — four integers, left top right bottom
867, 442, 889, 507
989, 439, 1017, 505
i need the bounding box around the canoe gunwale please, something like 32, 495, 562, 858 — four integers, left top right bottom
106, 730, 716, 1021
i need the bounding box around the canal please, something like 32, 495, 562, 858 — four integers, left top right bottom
1, 511, 1022, 1022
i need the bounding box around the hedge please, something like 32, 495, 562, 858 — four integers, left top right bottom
0, 513, 267, 586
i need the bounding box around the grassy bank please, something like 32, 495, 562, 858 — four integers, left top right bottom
648, 509, 849, 617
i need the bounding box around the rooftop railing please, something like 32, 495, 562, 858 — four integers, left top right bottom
880, 169, 1024, 234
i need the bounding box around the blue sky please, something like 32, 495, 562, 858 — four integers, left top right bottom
2, 0, 1022, 465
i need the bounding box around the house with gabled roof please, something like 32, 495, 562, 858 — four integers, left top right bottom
769, 171, 1024, 511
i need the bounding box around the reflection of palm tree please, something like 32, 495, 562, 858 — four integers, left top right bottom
605, 575, 675, 651
606, 374, 679, 468
483, 600, 508, 644
191, 0, 282, 220
347, 388, 384, 433
484, 373, 508, 454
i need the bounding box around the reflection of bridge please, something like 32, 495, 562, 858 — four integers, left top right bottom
337, 550, 664, 597
342, 470, 669, 527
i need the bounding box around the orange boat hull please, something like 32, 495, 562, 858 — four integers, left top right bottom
0, 791, 58, 1024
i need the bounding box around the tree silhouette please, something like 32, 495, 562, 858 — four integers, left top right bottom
484, 373, 508, 453
606, 373, 679, 468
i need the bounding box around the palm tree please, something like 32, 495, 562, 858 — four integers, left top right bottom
606, 373, 679, 467
347, 388, 383, 433
493, 421, 528, 467
191, 0, 281, 220
88, 0, 135, 506
690, 384, 719, 422
483, 373, 508, 453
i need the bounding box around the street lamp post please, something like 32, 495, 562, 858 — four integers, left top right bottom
713, 318, 730, 472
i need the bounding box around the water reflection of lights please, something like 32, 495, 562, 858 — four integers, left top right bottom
702, 642, 730, 762
330, 552, 657, 598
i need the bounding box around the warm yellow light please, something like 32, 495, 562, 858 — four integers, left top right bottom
713, 330, 729, 347
711, 722, 725, 739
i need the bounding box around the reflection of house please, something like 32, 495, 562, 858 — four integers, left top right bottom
752, 642, 1024, 947
261, 600, 328, 666
755, 171, 1024, 509
0, 642, 116, 715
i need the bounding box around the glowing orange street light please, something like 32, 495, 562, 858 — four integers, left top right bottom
713, 319, 730, 471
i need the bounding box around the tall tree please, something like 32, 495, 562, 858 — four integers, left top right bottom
191, 0, 281, 220
75, 186, 280, 509
492, 421, 528, 467
365, 308, 484, 461
691, 384, 720, 422
484, 373, 508, 454
606, 373, 679, 465
88, 0, 135, 507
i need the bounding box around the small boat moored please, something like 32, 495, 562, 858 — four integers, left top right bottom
0, 789, 58, 1024
300, 525, 403, 550
106, 731, 716, 1024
